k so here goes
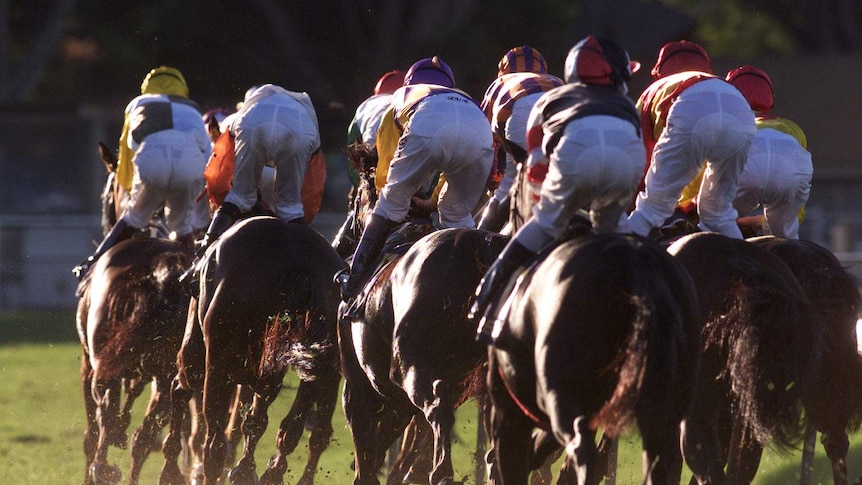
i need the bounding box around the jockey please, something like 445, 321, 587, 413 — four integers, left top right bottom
725, 65, 812, 239
470, 36, 645, 345
195, 84, 321, 253
626, 40, 756, 239
476, 45, 564, 232
339, 56, 494, 302
334, 70, 405, 253
72, 66, 209, 281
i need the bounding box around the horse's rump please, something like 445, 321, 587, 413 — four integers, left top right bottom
749, 236, 862, 434
512, 234, 698, 437
669, 232, 822, 448
200, 217, 345, 380
87, 238, 191, 380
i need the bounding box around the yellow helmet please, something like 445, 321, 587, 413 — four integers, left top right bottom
140, 66, 189, 97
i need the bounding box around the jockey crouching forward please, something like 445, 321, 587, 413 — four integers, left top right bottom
469, 36, 646, 346
626, 40, 756, 239
476, 45, 564, 232
196, 84, 321, 250
73, 66, 209, 281
338, 56, 494, 303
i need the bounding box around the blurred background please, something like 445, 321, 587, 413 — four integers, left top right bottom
2, 0, 862, 309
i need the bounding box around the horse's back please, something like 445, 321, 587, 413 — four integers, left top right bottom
204, 217, 345, 313
390, 229, 508, 354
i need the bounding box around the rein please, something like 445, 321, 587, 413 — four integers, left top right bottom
497, 364, 551, 431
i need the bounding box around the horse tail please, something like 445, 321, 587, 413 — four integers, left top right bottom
784, 241, 862, 434
709, 269, 819, 449
591, 247, 696, 437
258, 269, 335, 380
96, 278, 153, 380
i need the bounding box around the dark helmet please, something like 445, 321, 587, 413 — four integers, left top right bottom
564, 35, 640, 86
650, 40, 712, 80
726, 65, 774, 113
498, 45, 548, 77
404, 56, 455, 87
374, 70, 406, 95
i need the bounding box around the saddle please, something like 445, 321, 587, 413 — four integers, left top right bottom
341, 220, 435, 321
486, 213, 594, 351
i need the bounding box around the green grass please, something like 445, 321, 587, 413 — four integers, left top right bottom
0, 311, 860, 484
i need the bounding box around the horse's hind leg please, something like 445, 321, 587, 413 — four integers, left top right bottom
416, 379, 459, 485
159, 377, 192, 485
387, 415, 434, 485
725, 419, 763, 484
81, 354, 98, 485
821, 430, 851, 485
261, 369, 341, 485
201, 374, 234, 485
119, 378, 147, 437
229, 379, 283, 485
639, 413, 684, 485
486, 352, 535, 485
128, 375, 172, 484
91, 376, 124, 484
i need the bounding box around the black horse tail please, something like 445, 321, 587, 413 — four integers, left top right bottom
592, 245, 698, 438
259, 269, 335, 380
709, 269, 820, 450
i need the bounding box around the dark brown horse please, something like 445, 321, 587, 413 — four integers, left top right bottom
339, 226, 510, 485
77, 143, 193, 485
485, 232, 701, 485
667, 232, 823, 484
159, 216, 346, 485
732, 236, 862, 485
336, 141, 517, 484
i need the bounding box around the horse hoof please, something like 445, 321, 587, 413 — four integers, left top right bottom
91, 463, 122, 485
189, 463, 205, 485
228, 464, 259, 485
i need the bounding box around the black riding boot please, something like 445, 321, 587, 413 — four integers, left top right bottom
476, 196, 510, 233
339, 213, 396, 302
469, 239, 535, 345
72, 219, 138, 281
178, 202, 241, 291
197, 202, 241, 257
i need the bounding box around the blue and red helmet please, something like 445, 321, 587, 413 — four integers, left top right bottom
564, 35, 640, 86
404, 56, 455, 87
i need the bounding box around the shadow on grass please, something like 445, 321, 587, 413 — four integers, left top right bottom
0, 310, 78, 344
755, 437, 862, 485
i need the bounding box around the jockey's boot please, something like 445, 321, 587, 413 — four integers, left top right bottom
72, 218, 137, 281
476, 196, 510, 233
332, 209, 357, 259
197, 202, 241, 257
340, 213, 396, 304
174, 232, 197, 252
178, 202, 241, 290
469, 239, 535, 346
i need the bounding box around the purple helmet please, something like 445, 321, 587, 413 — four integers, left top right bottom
404, 56, 455, 87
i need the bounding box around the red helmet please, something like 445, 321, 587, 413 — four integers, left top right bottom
650, 40, 712, 80
404, 56, 455, 87
498, 45, 548, 77
564, 35, 640, 86
726, 65, 774, 113
374, 70, 406, 95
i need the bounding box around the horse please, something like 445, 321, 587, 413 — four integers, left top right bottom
733, 236, 862, 485
335, 141, 518, 484
159, 215, 346, 485
666, 232, 824, 484
77, 143, 194, 485
483, 232, 701, 484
